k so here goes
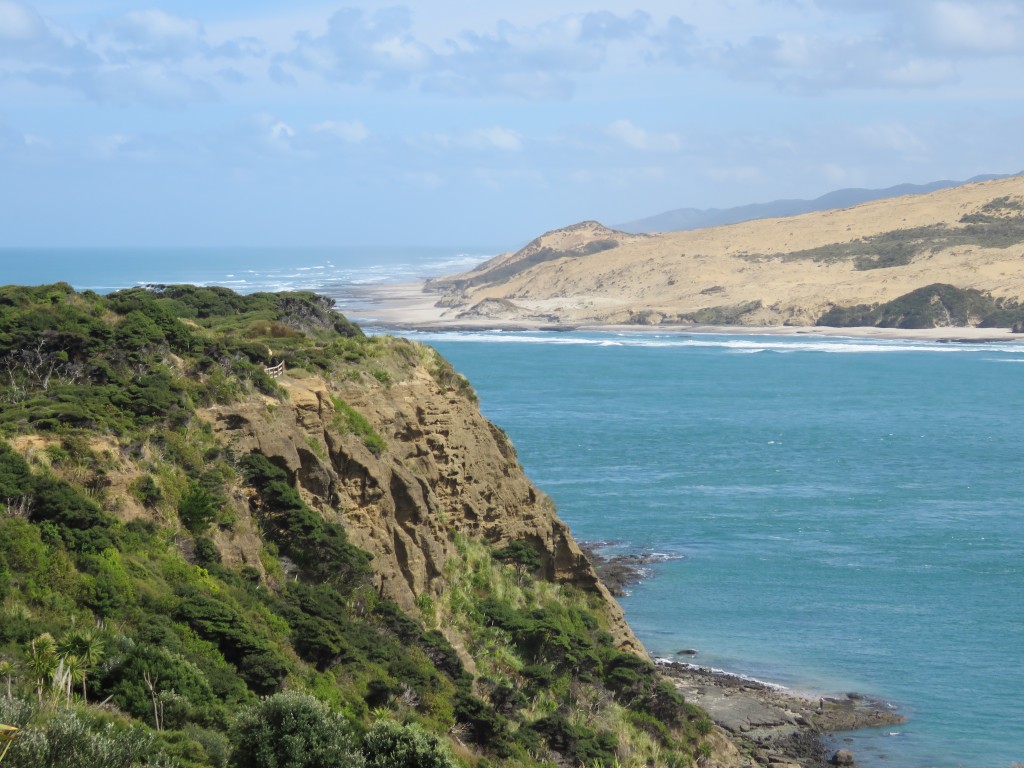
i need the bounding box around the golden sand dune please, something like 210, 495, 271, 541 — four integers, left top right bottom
428, 175, 1024, 329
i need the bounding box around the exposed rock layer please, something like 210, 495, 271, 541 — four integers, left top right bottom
198, 352, 643, 656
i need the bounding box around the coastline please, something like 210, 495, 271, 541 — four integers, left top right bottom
582, 543, 905, 767
657, 660, 904, 768
330, 279, 1010, 768
329, 280, 1024, 343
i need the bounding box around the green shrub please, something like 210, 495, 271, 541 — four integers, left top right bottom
493, 540, 542, 582
363, 720, 456, 768
97, 642, 220, 727
78, 549, 134, 617
131, 475, 163, 507
817, 283, 996, 328
240, 453, 372, 591
0, 704, 168, 768
230, 691, 363, 768
179, 483, 218, 534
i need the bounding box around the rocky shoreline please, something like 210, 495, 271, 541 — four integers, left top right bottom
657, 660, 904, 768
579, 542, 902, 766
579, 542, 677, 596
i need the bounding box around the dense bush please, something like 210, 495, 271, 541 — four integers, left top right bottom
0, 701, 168, 768
230, 692, 363, 768
240, 453, 372, 591
818, 283, 1002, 329
363, 720, 456, 768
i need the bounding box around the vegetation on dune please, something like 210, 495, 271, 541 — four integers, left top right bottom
740, 194, 1024, 272
0, 283, 706, 767
816, 283, 1024, 329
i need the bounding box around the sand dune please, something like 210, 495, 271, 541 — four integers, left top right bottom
427, 175, 1024, 329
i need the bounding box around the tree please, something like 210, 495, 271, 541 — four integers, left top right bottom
25, 634, 57, 705
178, 482, 218, 533
0, 658, 16, 699
363, 720, 457, 768
494, 540, 543, 584
57, 630, 104, 704
230, 691, 364, 768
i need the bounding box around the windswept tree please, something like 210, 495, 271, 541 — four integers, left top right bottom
494, 540, 543, 584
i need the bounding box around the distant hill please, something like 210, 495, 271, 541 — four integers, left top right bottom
428, 174, 1024, 330
617, 174, 1012, 233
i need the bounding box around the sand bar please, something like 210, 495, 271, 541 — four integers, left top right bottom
328, 280, 1024, 343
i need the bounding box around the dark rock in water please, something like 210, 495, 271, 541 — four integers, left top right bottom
677, 649, 699, 655
831, 748, 856, 766
580, 543, 676, 596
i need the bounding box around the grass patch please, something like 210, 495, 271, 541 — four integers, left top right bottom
331, 397, 387, 455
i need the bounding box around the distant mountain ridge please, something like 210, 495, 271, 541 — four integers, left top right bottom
617, 174, 1012, 233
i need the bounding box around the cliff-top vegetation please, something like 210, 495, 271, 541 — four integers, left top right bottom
0, 283, 711, 768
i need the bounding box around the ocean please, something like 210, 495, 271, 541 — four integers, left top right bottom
4, 250, 1023, 767
417, 331, 1024, 768
0, 247, 487, 297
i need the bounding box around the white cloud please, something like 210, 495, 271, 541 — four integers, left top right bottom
470, 127, 522, 151
0, 3, 263, 105
269, 120, 294, 142
855, 122, 929, 154
55, 65, 219, 106
94, 9, 204, 62
421, 126, 524, 152
707, 165, 762, 183
277, 7, 696, 100
919, 1, 1024, 55
607, 119, 682, 152
0, 0, 44, 42
312, 120, 370, 143
723, 30, 957, 90
819, 162, 864, 186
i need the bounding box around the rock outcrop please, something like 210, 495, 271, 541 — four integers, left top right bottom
198, 343, 644, 656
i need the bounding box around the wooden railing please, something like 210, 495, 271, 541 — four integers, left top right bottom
264, 361, 285, 378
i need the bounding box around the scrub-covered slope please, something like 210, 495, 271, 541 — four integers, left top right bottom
0, 284, 717, 768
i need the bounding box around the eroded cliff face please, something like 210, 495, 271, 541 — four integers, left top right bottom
198, 339, 644, 656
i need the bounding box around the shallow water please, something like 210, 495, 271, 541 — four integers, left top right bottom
420, 330, 1024, 768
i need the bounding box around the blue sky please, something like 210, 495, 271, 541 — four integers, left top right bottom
2, 0, 1024, 248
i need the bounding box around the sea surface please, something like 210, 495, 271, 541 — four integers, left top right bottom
416, 331, 1024, 768
5, 250, 1023, 767
0, 247, 487, 298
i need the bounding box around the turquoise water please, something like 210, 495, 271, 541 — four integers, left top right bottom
416, 331, 1024, 768
6, 252, 1023, 766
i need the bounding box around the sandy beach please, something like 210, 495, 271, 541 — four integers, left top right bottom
330, 280, 1024, 343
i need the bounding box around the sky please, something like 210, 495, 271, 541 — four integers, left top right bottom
2, 0, 1024, 248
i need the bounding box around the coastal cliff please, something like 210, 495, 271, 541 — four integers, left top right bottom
0, 283, 711, 768
197, 340, 642, 656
